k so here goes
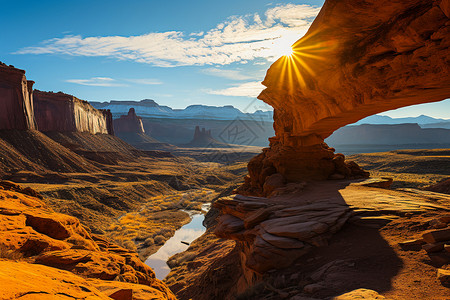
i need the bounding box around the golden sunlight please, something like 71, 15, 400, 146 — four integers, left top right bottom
272, 38, 295, 58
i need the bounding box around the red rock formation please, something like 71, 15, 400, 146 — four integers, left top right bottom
34, 90, 113, 134
241, 0, 450, 194
114, 108, 145, 134
0, 63, 36, 130
184, 126, 226, 148
0, 181, 176, 299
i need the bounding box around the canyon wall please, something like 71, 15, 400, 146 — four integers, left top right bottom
113, 108, 145, 134
241, 0, 450, 194
34, 90, 113, 134
0, 63, 36, 130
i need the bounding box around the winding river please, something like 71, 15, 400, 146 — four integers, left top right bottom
145, 206, 208, 279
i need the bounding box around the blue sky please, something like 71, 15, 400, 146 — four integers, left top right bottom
1, 0, 449, 118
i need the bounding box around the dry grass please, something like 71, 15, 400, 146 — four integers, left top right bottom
104, 188, 219, 259
349, 149, 450, 189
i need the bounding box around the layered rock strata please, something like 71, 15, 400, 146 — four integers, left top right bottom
0, 63, 36, 130
34, 90, 113, 134
214, 194, 352, 274
0, 181, 176, 299
214, 179, 450, 294
241, 0, 450, 193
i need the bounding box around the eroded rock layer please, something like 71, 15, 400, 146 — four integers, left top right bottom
0, 181, 176, 299
0, 63, 36, 130
34, 90, 113, 134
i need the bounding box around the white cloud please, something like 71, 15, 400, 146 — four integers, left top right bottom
202, 68, 252, 80
16, 4, 321, 67
66, 77, 162, 87
206, 81, 265, 98
124, 78, 163, 85
66, 77, 127, 87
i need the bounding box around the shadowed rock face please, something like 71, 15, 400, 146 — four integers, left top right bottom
34, 90, 114, 134
0, 63, 36, 130
241, 0, 450, 192
114, 108, 145, 134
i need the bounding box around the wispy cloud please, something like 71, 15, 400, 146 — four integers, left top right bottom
202, 68, 253, 80
16, 4, 320, 67
206, 81, 265, 98
65, 77, 126, 87
124, 78, 163, 85
66, 77, 162, 87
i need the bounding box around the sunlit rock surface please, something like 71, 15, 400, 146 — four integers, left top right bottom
34, 90, 113, 134
0, 63, 36, 130
0, 181, 176, 299
214, 1, 450, 294
260, 0, 450, 141
240, 0, 450, 192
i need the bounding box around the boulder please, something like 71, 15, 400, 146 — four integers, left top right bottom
422, 228, 450, 243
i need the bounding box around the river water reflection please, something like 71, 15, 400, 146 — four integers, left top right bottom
145, 212, 206, 279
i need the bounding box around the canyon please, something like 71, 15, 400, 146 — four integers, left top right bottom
0, 0, 450, 299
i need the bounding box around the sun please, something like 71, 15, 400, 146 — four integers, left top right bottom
281, 44, 294, 57
273, 38, 294, 58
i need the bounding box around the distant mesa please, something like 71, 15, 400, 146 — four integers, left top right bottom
113, 108, 175, 151
183, 126, 228, 148
114, 108, 145, 134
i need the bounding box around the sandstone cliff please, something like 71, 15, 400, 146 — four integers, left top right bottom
0, 63, 36, 130
240, 0, 450, 193
34, 90, 113, 134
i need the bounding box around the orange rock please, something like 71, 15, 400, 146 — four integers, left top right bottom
0, 260, 111, 299
242, 0, 449, 192
0, 188, 176, 299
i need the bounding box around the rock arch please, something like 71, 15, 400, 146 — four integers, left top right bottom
240, 0, 450, 194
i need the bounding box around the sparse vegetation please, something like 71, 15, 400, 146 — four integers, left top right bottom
349, 149, 450, 189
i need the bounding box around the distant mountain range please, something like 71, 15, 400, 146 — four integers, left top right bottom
354, 114, 450, 126
90, 99, 273, 121
91, 99, 450, 127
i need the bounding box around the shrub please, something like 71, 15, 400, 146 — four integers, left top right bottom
154, 235, 165, 244
144, 237, 154, 246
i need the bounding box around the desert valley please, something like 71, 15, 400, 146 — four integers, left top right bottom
1, 0, 450, 299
